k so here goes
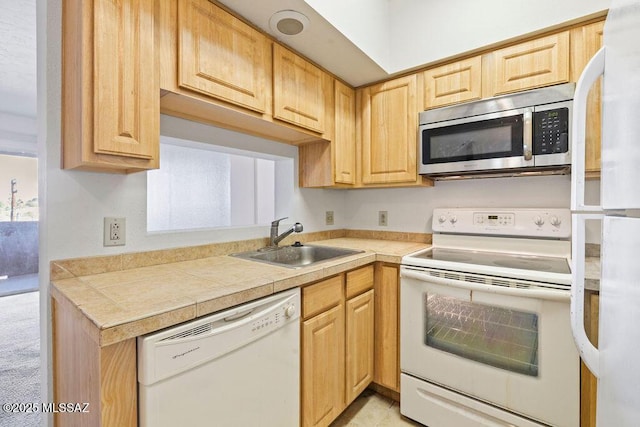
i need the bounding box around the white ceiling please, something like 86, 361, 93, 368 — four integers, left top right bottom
0, 0, 36, 118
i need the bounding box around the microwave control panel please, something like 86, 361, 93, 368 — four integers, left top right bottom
533, 108, 569, 155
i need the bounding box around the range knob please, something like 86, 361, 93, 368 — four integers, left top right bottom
534, 216, 545, 226
284, 304, 296, 319
550, 216, 562, 227
449, 216, 458, 225
438, 215, 447, 224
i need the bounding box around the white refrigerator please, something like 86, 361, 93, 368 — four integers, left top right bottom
571, 0, 640, 425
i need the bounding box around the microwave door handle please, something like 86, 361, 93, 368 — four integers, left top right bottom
523, 108, 533, 161
572, 47, 605, 212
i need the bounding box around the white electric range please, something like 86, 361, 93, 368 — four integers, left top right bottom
400, 208, 579, 427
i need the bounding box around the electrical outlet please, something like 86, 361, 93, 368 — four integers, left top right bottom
325, 211, 334, 225
104, 217, 126, 246
378, 211, 388, 226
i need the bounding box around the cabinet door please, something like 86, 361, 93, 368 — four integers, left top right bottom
373, 264, 400, 392
423, 56, 482, 109
581, 291, 600, 427
488, 31, 570, 96
177, 0, 270, 113
334, 80, 356, 184
571, 20, 605, 178
345, 289, 374, 405
93, 0, 159, 161
63, 0, 159, 171
302, 305, 345, 427
361, 75, 419, 184
273, 44, 331, 133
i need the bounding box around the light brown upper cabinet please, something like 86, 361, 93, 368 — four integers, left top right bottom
423, 56, 483, 109
299, 80, 356, 188
177, 0, 271, 113
333, 81, 357, 185
273, 44, 333, 135
359, 75, 423, 185
62, 0, 159, 172
486, 31, 570, 96
571, 20, 605, 178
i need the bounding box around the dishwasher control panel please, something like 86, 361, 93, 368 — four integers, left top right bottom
251, 303, 296, 333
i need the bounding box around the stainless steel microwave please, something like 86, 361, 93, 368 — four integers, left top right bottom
419, 83, 574, 177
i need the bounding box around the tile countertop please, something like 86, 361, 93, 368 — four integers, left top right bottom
50, 237, 430, 348
584, 257, 601, 292
584, 243, 601, 292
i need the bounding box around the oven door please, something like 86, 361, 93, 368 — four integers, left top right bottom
400, 267, 579, 427
419, 108, 533, 175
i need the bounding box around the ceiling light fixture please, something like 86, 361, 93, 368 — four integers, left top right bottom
269, 10, 309, 37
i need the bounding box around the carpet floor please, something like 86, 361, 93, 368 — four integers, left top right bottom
0, 291, 41, 427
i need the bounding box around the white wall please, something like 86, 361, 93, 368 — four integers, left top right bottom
44, 115, 346, 261
388, 0, 610, 73
344, 176, 602, 243
304, 0, 392, 70
345, 175, 570, 232
304, 0, 610, 75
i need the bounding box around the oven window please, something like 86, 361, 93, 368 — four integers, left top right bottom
424, 294, 539, 377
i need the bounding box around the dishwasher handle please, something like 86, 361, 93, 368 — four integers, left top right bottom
224, 309, 254, 322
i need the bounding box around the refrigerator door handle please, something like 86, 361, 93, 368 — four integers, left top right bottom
571, 213, 600, 377
571, 47, 605, 212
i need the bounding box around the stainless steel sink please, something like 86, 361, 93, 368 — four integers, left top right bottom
231, 244, 364, 268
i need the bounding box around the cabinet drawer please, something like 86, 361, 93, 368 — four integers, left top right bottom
346, 265, 374, 299
303, 275, 344, 319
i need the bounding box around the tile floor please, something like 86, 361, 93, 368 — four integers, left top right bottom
331, 389, 423, 427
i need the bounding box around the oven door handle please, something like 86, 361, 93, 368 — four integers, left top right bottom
401, 267, 570, 302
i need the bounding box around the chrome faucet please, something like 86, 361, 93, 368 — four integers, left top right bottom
269, 217, 303, 247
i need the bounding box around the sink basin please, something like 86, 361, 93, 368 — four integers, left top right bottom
231, 244, 364, 269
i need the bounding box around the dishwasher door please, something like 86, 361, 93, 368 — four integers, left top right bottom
138, 288, 300, 427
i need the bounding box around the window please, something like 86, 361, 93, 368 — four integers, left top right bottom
147, 136, 293, 232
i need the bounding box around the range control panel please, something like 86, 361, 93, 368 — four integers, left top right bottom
432, 208, 571, 238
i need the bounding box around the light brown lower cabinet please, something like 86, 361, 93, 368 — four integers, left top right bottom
373, 263, 400, 393
581, 291, 600, 427
301, 265, 375, 427
52, 297, 137, 427
302, 303, 346, 427
345, 289, 375, 403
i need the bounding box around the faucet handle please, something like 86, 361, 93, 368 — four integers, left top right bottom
271, 217, 288, 227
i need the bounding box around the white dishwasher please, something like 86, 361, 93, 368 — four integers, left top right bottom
138, 288, 300, 427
